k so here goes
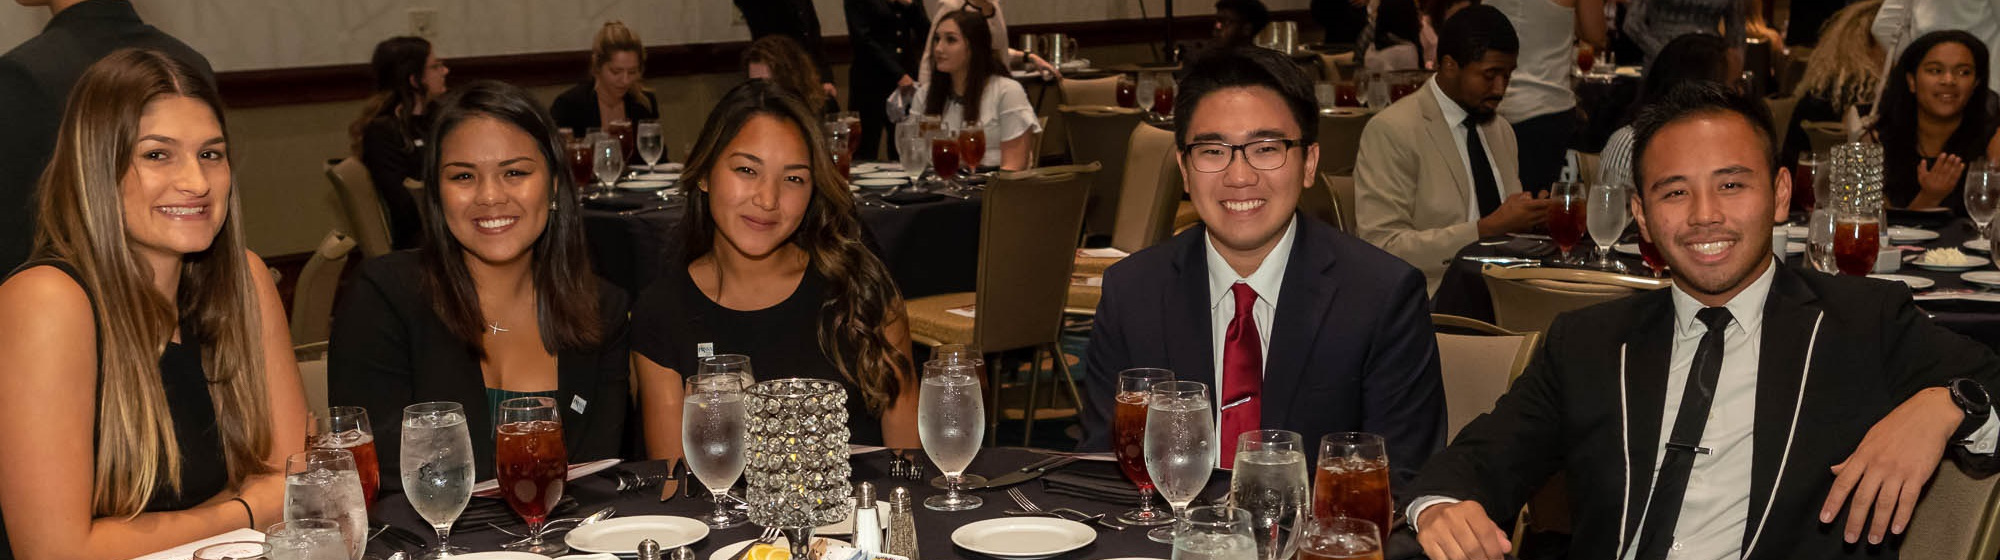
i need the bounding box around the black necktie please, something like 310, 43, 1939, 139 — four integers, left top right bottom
1634, 306, 1735, 560
1465, 121, 1501, 217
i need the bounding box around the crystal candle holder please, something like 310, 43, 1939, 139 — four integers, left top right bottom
746, 378, 852, 557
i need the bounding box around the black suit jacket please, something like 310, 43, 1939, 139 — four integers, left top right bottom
547, 81, 662, 140
1081, 216, 1448, 488
1407, 265, 2000, 559
844, 0, 929, 93
327, 251, 633, 487
0, 0, 214, 272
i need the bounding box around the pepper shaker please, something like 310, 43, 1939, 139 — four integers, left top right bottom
884, 487, 920, 560
637, 539, 662, 560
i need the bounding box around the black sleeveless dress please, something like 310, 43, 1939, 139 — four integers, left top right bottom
0, 260, 230, 554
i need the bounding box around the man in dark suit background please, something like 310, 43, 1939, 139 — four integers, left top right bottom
845, 0, 929, 161
0, 0, 214, 272
1407, 82, 2000, 560
1080, 46, 1446, 485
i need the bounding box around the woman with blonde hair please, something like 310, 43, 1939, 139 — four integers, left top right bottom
1782, 0, 1886, 165
0, 48, 308, 559
550, 21, 660, 133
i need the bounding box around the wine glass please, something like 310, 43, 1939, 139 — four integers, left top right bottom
684, 372, 752, 528
607, 118, 636, 161
1298, 517, 1384, 560
282, 449, 367, 560
566, 136, 595, 191
593, 138, 624, 196
1314, 433, 1392, 541
307, 406, 379, 508
1794, 152, 1819, 213
1832, 206, 1882, 276
636, 120, 665, 171
497, 397, 568, 555
1548, 181, 1588, 264
1230, 430, 1308, 560
897, 121, 930, 184
926, 344, 990, 487
401, 402, 474, 559
1144, 380, 1216, 544
1966, 158, 1998, 245
1170, 505, 1257, 560
264, 519, 348, 560
836, 110, 864, 157
1805, 207, 1839, 273
1587, 183, 1631, 272
1117, 74, 1139, 108
929, 126, 962, 192
919, 360, 985, 511
698, 354, 755, 388
1114, 368, 1176, 526
957, 120, 988, 176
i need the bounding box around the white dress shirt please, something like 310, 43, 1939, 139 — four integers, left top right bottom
1426, 78, 1509, 224
1204, 217, 1297, 464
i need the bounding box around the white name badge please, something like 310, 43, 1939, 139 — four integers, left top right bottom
697, 342, 714, 358
571, 395, 588, 414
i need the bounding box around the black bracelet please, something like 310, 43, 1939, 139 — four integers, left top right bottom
230, 496, 253, 530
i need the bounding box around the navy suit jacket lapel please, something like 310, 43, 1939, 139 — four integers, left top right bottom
1262, 218, 1339, 429
1743, 266, 1821, 557
1620, 291, 1676, 550
1165, 227, 1217, 409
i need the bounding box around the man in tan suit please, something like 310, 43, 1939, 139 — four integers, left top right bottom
1355, 6, 1550, 291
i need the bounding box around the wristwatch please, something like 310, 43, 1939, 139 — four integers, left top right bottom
1947, 378, 1992, 442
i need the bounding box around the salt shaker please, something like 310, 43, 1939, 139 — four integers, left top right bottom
853, 482, 883, 554
637, 539, 663, 560
670, 546, 696, 560
885, 487, 920, 560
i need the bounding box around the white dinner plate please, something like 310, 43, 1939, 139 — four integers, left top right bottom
1614, 243, 1640, 256
851, 162, 895, 172
950, 517, 1095, 560
1778, 225, 1808, 239
1965, 271, 2000, 287
631, 172, 681, 182
451, 553, 550, 560
1967, 239, 1991, 253
858, 170, 906, 179
1913, 255, 1991, 272
473, 459, 620, 497
707, 537, 850, 560
565, 516, 709, 554
853, 178, 906, 189
637, 163, 685, 173
616, 181, 674, 191
814, 500, 891, 535
1889, 227, 1940, 242
1869, 274, 1936, 289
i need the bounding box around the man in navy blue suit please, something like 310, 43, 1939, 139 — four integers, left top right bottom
1079, 46, 1447, 486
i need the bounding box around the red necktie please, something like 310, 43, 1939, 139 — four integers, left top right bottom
1219, 282, 1263, 469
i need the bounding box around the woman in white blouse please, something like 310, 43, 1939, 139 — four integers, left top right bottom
890, 9, 1042, 170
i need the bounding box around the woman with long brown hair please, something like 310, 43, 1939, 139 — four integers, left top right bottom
0, 48, 308, 559
350, 36, 450, 250
744, 34, 840, 115
549, 21, 660, 133
632, 80, 917, 457
328, 80, 631, 483
890, 10, 1041, 170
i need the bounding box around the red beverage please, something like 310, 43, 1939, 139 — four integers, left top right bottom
845, 118, 864, 157
1152, 85, 1176, 116
1793, 163, 1817, 212
568, 143, 594, 187
1335, 83, 1361, 108
1548, 197, 1587, 254
1313, 457, 1393, 541
958, 129, 987, 173
606, 121, 636, 161
1112, 393, 1153, 490
1577, 44, 1596, 74
496, 421, 567, 524
1638, 238, 1668, 275
1390, 82, 1419, 102
312, 436, 379, 505
831, 147, 851, 182
1116, 81, 1139, 108
1833, 219, 1880, 276
931, 137, 961, 179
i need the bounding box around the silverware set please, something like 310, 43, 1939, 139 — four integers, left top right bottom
1004, 487, 1126, 531
489, 506, 616, 547
887, 449, 924, 480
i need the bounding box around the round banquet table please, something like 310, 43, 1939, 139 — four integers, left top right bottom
1432, 219, 2000, 352
578, 181, 982, 299
359, 447, 1432, 560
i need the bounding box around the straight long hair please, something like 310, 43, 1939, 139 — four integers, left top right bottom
32, 48, 274, 517
681, 80, 910, 413
417, 80, 603, 355
1874, 31, 1995, 163
348, 36, 433, 156
924, 10, 1003, 124
593, 21, 656, 113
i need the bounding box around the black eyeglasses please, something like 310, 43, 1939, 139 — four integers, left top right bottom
1179, 139, 1304, 173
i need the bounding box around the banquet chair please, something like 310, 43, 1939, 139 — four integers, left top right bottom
905, 163, 1099, 445
1316, 110, 1374, 177
1431, 314, 1540, 440
1802, 120, 1850, 160
1318, 52, 1357, 83
1904, 460, 2000, 560
324, 157, 394, 258
1766, 95, 1799, 152
289, 230, 356, 347
1480, 264, 1671, 334
1059, 105, 1146, 239
1058, 75, 1122, 107
1027, 116, 1050, 169
1317, 173, 1357, 233
1297, 173, 1338, 228
1110, 122, 1184, 253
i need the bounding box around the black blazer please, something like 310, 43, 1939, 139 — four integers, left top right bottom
1407, 265, 2000, 559
327, 251, 633, 487
548, 80, 661, 138
0, 0, 214, 271
1081, 216, 1448, 488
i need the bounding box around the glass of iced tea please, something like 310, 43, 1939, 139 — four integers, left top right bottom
497, 397, 568, 555
1298, 517, 1383, 560
931, 127, 962, 188
1793, 152, 1818, 213
1314, 433, 1392, 542
307, 406, 379, 508
1115, 368, 1176, 526
1833, 209, 1881, 276
1548, 181, 1589, 264
1117, 74, 1139, 108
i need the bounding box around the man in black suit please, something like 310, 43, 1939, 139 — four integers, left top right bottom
0, 0, 214, 272
1406, 82, 2000, 560
845, 0, 929, 161
1080, 46, 1446, 484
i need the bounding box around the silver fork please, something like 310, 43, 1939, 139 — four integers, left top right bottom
723, 527, 782, 560
1007, 487, 1048, 514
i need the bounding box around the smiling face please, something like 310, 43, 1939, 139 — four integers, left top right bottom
932, 19, 970, 76
1438, 50, 1517, 120
1178, 86, 1318, 262
1906, 41, 1978, 121
703, 114, 814, 260
1631, 112, 1790, 305
421, 52, 449, 99
121, 95, 231, 264
437, 115, 553, 268
596, 50, 642, 93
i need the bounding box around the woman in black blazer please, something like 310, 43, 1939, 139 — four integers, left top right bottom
549, 21, 660, 134
329, 80, 630, 485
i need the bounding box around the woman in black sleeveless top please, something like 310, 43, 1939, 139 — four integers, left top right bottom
1872, 31, 2000, 217
631, 80, 919, 457
0, 49, 309, 559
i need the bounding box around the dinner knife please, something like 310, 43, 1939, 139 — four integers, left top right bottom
972, 456, 1079, 490
660, 458, 683, 502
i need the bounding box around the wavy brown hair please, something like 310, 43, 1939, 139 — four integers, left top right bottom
924, 10, 1003, 124
593, 21, 655, 113
31, 48, 274, 517
1792, 0, 1883, 112
743, 34, 830, 114
681, 80, 911, 413
347, 36, 433, 156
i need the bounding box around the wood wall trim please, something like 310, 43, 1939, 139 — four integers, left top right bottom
217, 10, 1310, 108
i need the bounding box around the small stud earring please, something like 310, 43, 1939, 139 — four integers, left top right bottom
549, 200, 558, 211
